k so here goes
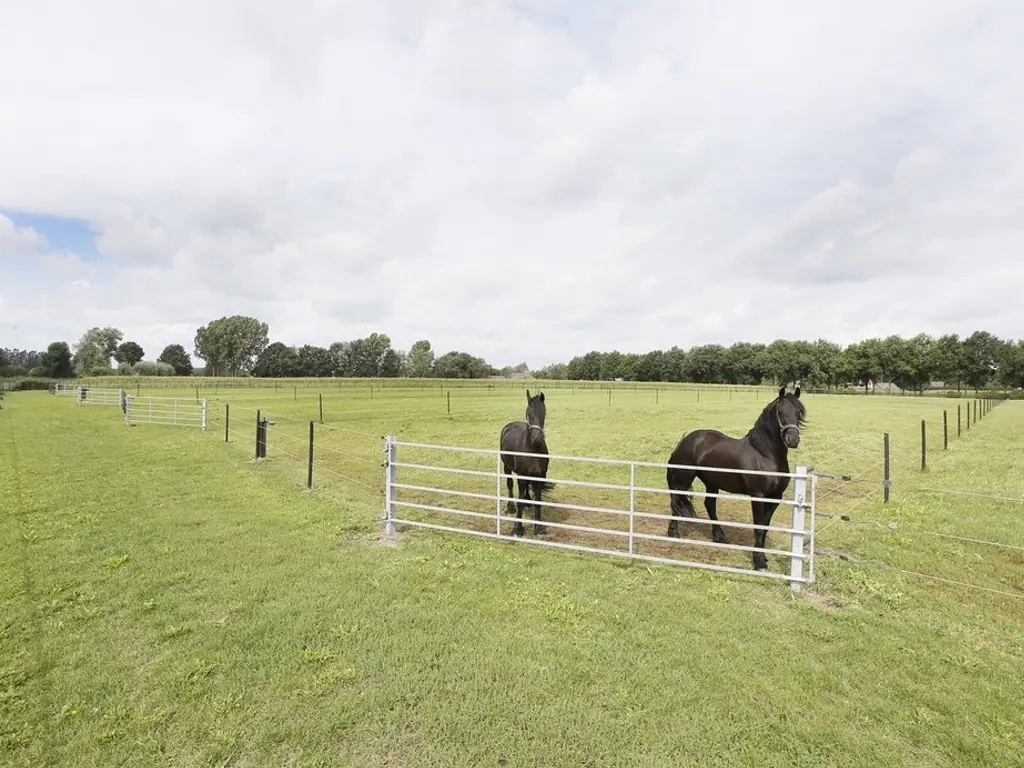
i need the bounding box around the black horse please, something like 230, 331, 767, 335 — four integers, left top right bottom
499, 390, 554, 537
665, 385, 807, 571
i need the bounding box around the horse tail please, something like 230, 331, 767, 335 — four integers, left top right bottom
666, 432, 696, 518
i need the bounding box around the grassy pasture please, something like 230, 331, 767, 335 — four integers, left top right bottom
2, 384, 1023, 766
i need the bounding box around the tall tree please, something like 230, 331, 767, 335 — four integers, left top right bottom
405, 340, 435, 377
115, 340, 145, 365
40, 341, 74, 378
961, 330, 1002, 389
433, 351, 495, 379
72, 327, 123, 374
932, 333, 964, 392
157, 343, 194, 376
194, 315, 269, 376
345, 333, 397, 377
997, 340, 1024, 390
296, 345, 335, 377
252, 342, 300, 377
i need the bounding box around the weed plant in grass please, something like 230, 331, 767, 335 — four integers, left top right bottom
2, 391, 1022, 766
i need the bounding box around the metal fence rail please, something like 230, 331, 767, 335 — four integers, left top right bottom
124, 395, 207, 430
51, 382, 79, 397
382, 436, 817, 591
77, 387, 125, 406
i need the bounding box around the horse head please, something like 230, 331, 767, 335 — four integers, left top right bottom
775, 384, 806, 449
525, 389, 546, 432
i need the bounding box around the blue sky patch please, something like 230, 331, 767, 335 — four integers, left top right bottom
0, 209, 104, 261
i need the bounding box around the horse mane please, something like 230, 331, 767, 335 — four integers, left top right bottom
746, 393, 806, 456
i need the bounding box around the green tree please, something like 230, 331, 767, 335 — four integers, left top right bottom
723, 342, 766, 385
72, 326, 123, 374
252, 342, 300, 378
997, 340, 1024, 390
810, 339, 845, 390
405, 340, 435, 377
157, 343, 194, 376
115, 340, 145, 365
433, 351, 495, 379
566, 351, 602, 380
683, 344, 726, 383
194, 315, 269, 376
843, 339, 882, 392
961, 330, 1002, 390
296, 345, 335, 377
932, 334, 964, 392
40, 341, 74, 378
535, 362, 569, 379
344, 333, 396, 377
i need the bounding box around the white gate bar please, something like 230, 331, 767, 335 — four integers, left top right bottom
391, 496, 804, 560
396, 439, 803, 479
393, 460, 803, 509
393, 518, 810, 584
391, 481, 801, 536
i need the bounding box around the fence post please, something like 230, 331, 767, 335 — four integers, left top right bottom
255, 409, 262, 459
628, 463, 637, 555
495, 453, 503, 536
384, 435, 397, 535
957, 404, 961, 437
124, 395, 132, 426
225, 404, 230, 442
319, 392, 324, 424
921, 420, 927, 470
201, 399, 207, 432
447, 390, 451, 414
883, 432, 890, 503
943, 410, 948, 450
789, 465, 808, 593
307, 420, 314, 490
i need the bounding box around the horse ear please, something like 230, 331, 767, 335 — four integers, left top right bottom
794, 385, 801, 399
526, 389, 531, 402
778, 385, 786, 399
539, 392, 544, 402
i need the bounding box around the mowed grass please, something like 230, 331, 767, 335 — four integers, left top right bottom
2, 386, 1023, 766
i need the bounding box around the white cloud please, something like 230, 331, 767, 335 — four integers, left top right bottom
1, 0, 1023, 366
0, 213, 47, 255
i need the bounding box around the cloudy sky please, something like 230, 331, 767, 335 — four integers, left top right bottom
2, 0, 1023, 369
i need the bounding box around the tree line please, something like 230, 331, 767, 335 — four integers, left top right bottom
3, 317, 1022, 392
543, 331, 1023, 392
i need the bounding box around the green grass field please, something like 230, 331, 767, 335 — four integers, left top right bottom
2, 383, 1022, 766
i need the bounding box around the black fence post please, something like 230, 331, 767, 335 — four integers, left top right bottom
225, 403, 230, 443
255, 409, 262, 459
943, 410, 948, 450
883, 432, 891, 503
921, 420, 927, 471
307, 420, 314, 490
447, 390, 451, 414
319, 392, 324, 424
957, 404, 961, 437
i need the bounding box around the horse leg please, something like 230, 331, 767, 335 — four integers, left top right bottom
666, 468, 698, 538
531, 479, 548, 536
703, 484, 729, 544
512, 477, 529, 537
752, 500, 780, 571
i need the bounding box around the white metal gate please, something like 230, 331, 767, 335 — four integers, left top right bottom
124, 395, 207, 430
77, 387, 125, 406
382, 436, 817, 591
